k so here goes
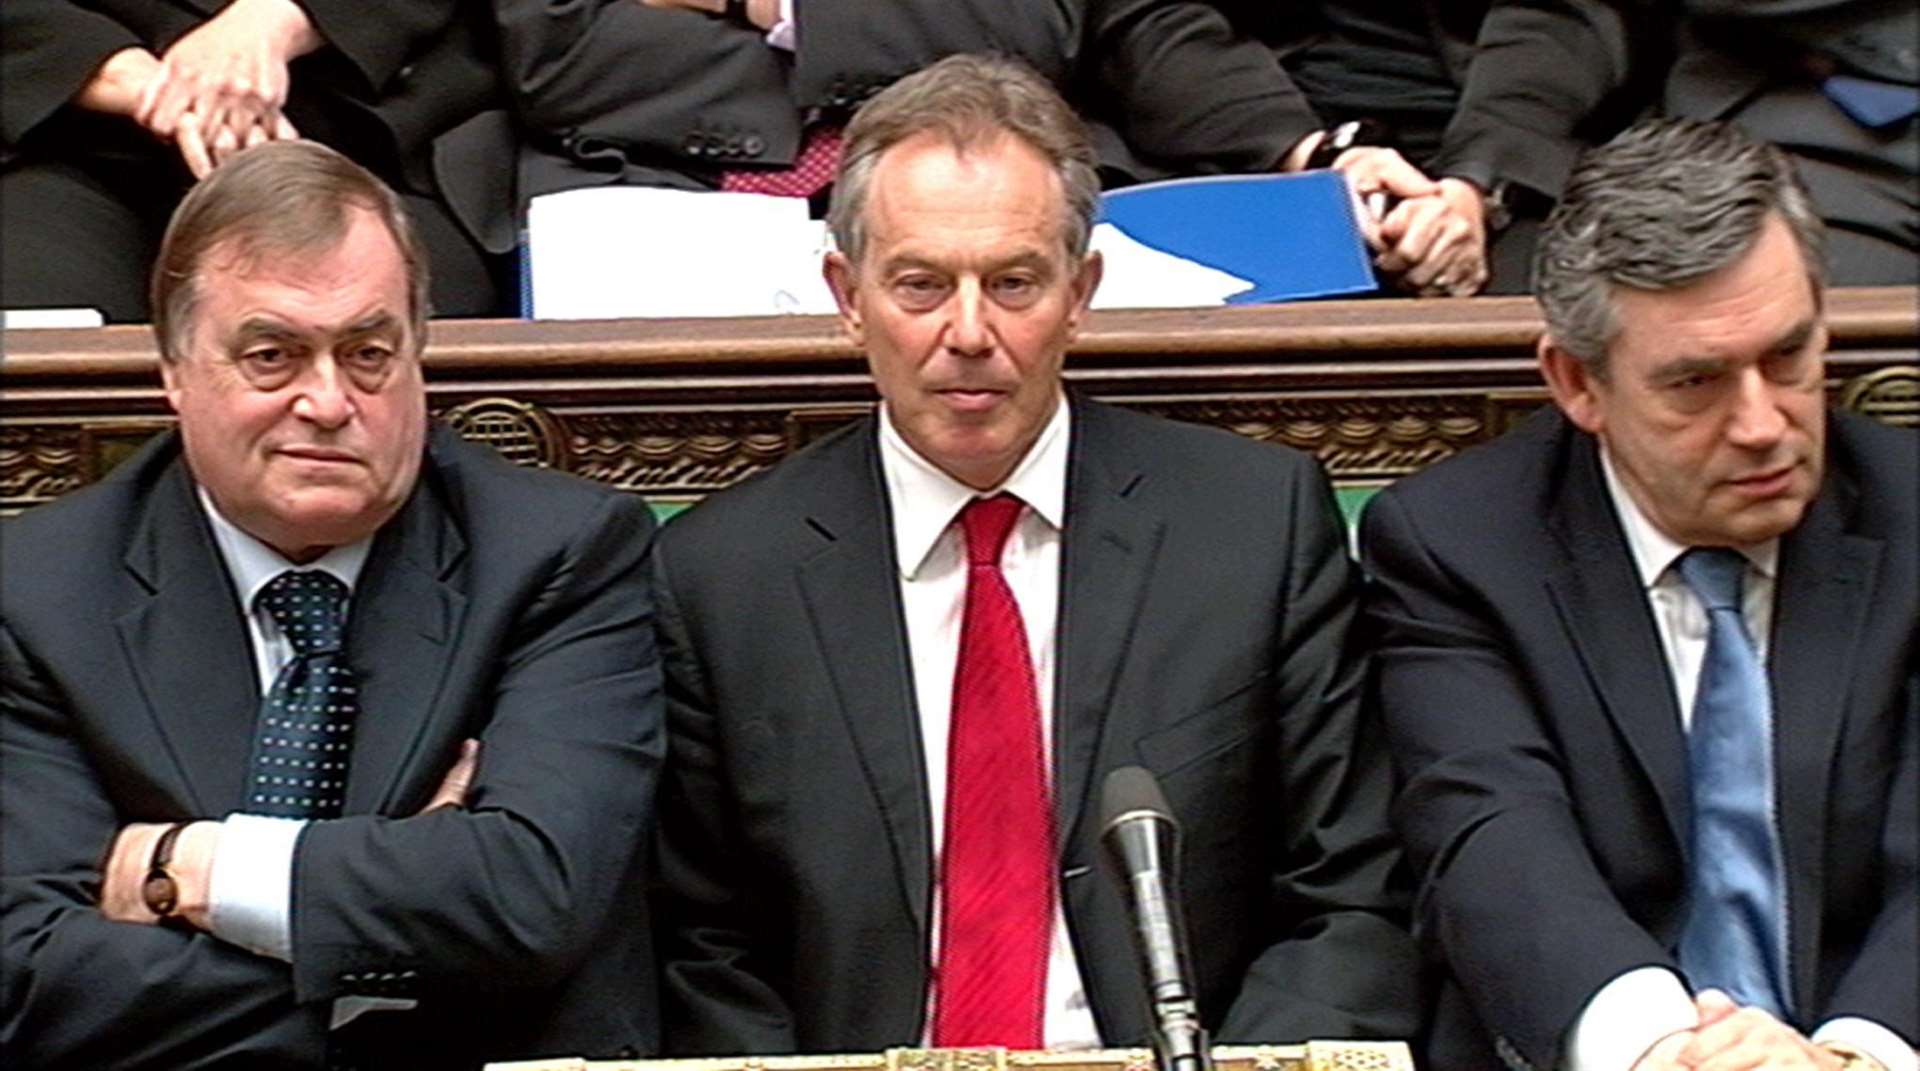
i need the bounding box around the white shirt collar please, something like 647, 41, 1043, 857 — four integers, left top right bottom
198, 486, 374, 611
879, 392, 1070, 580
1598, 445, 1778, 589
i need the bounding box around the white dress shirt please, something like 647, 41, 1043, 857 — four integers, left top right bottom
1563, 453, 1914, 1071
878, 394, 1102, 1049
197, 489, 408, 1028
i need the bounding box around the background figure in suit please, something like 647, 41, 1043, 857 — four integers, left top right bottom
0, 141, 664, 1068
491, 0, 1449, 274
652, 54, 1420, 1054
1361, 118, 1917, 1071
1427, 0, 1917, 286
1, 0, 518, 320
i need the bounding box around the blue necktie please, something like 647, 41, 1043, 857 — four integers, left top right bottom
244, 570, 357, 819
1675, 548, 1792, 1017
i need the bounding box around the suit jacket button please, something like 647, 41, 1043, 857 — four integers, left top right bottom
743, 134, 765, 156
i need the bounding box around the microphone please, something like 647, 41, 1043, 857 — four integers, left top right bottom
1099, 766, 1213, 1071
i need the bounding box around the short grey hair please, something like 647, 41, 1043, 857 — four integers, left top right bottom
1533, 117, 1826, 375
151, 139, 430, 364
827, 53, 1100, 265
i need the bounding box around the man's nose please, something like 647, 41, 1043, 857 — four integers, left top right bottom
1725, 365, 1789, 449
946, 278, 993, 358
290, 358, 354, 428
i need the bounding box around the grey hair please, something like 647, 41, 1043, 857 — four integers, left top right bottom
1533, 117, 1826, 375
151, 139, 431, 364
826, 53, 1100, 265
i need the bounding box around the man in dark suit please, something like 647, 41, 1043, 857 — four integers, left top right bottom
652, 54, 1420, 1054
494, 0, 1327, 204
0, 140, 663, 1068
1427, 0, 1916, 286
1361, 118, 1916, 1071
1, 0, 517, 320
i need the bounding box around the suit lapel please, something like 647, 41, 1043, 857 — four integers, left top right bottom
793, 425, 934, 934
1767, 472, 1878, 1013
1542, 436, 1692, 854
114, 459, 260, 815
1053, 400, 1164, 851
342, 466, 467, 814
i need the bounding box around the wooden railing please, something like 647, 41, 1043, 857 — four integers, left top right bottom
4, 289, 1915, 512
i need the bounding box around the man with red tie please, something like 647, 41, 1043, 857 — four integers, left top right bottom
651, 54, 1420, 1053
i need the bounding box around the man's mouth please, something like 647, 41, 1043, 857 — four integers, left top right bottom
276, 445, 360, 464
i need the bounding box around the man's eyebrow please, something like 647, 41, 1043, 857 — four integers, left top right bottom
229, 317, 303, 347
878, 249, 1055, 275
341, 311, 402, 337
1769, 316, 1818, 354
1645, 316, 1821, 382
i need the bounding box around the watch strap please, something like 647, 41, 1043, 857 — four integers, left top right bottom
141, 821, 191, 918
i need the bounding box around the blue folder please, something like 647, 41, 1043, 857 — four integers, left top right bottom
1097, 171, 1378, 304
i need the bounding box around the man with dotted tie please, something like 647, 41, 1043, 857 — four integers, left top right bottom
0, 141, 665, 1068
651, 55, 1419, 1053
1360, 118, 1917, 1071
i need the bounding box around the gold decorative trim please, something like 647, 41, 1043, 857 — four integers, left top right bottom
1837, 365, 1919, 427
442, 397, 570, 469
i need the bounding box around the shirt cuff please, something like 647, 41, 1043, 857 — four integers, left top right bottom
207, 813, 305, 962
765, 0, 795, 50
1565, 966, 1698, 1071
1813, 1018, 1918, 1071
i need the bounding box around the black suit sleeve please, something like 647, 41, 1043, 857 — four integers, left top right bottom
286, 491, 664, 1004
650, 536, 799, 1053
297, 0, 462, 96
1083, 0, 1320, 175
1217, 459, 1422, 1039
491, 0, 799, 166
1430, 0, 1658, 199
1825, 667, 1918, 1034
1358, 486, 1677, 1069
0, 0, 141, 149
0, 621, 325, 1067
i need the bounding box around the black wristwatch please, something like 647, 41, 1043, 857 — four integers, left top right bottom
141, 821, 192, 919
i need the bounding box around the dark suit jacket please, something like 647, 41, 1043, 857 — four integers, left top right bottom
652, 396, 1420, 1053
0, 426, 665, 1069
494, 0, 1320, 203
1429, 0, 1916, 256
0, 0, 517, 252
1359, 408, 1919, 1071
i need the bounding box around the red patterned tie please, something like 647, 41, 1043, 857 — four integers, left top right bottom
931, 494, 1053, 1048
721, 125, 844, 198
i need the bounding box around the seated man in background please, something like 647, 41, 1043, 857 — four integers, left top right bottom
494, 0, 1448, 293
1362, 117, 1916, 1071
1422, 0, 1917, 286
1, 140, 664, 1068
651, 53, 1420, 1053
1269, 0, 1650, 295
2, 0, 517, 320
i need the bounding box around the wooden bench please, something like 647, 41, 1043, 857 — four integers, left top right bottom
5, 290, 1914, 515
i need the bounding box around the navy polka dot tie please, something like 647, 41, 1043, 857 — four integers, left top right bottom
245, 570, 357, 819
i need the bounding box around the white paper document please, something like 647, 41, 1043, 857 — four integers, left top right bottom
524, 187, 1259, 320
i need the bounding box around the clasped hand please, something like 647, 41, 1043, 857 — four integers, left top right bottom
75, 0, 321, 178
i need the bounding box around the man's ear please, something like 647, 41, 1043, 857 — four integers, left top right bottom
1065, 250, 1103, 340
159, 356, 186, 415
823, 251, 864, 347
1538, 335, 1606, 435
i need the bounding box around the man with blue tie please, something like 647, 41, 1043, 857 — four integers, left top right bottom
1, 140, 665, 1068
1361, 117, 1917, 1071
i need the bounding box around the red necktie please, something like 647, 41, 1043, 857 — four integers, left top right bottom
721, 125, 844, 198
931, 494, 1053, 1048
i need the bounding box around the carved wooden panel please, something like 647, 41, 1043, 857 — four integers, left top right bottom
4, 291, 1914, 513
